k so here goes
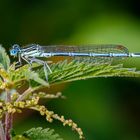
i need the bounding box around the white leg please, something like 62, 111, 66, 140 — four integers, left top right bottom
15, 55, 22, 67
28, 58, 52, 81
21, 56, 32, 67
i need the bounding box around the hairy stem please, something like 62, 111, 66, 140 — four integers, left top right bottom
0, 121, 5, 140
5, 90, 12, 140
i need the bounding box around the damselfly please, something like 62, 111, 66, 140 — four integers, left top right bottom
10, 44, 140, 80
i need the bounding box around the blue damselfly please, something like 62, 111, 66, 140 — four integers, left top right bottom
10, 44, 140, 80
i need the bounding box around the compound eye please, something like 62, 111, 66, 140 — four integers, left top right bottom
12, 50, 16, 54
10, 49, 17, 56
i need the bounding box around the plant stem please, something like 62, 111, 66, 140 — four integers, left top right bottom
0, 121, 5, 140
5, 114, 13, 140
5, 90, 13, 140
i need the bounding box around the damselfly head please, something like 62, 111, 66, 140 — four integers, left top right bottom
10, 44, 21, 56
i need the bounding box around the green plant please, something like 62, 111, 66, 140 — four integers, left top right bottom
0, 45, 140, 140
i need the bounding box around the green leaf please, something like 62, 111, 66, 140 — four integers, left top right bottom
0, 45, 10, 71
23, 127, 63, 140
44, 60, 140, 84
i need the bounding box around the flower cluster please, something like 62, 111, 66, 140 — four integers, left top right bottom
37, 104, 84, 139
54, 115, 84, 139
0, 94, 84, 139
0, 96, 39, 118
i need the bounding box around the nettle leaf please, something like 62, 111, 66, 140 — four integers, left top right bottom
37, 60, 140, 85
23, 127, 63, 140
0, 45, 10, 71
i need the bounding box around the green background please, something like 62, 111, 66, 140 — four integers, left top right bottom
0, 0, 140, 139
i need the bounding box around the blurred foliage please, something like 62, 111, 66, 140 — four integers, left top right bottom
0, 0, 140, 140
22, 127, 63, 140
0, 45, 10, 71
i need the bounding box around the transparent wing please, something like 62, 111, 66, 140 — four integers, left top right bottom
40, 44, 129, 64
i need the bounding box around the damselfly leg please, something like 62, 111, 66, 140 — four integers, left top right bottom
15, 54, 22, 67
27, 57, 52, 81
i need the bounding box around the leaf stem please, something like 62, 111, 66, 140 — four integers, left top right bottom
16, 87, 32, 101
